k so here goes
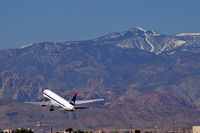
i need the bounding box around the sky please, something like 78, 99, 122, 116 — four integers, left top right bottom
0, 0, 200, 49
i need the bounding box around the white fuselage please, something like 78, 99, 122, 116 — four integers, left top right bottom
43, 89, 75, 111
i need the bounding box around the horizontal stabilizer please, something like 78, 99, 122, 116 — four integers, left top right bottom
75, 99, 104, 104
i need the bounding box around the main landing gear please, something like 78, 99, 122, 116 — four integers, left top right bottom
50, 106, 54, 111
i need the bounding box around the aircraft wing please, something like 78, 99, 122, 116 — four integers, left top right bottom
75, 99, 104, 105
25, 101, 55, 106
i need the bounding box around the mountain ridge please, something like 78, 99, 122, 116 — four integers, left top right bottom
18, 27, 200, 55
1, 27, 200, 128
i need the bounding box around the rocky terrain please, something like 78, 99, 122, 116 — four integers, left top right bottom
1, 27, 200, 129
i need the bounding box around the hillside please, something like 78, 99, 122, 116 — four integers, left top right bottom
1, 27, 200, 129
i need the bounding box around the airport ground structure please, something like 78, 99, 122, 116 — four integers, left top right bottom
1, 126, 199, 133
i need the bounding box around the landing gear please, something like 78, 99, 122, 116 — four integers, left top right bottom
50, 106, 54, 111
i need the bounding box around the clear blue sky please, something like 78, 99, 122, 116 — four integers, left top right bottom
0, 0, 200, 49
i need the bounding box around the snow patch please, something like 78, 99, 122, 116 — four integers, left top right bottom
169, 51, 176, 55
136, 27, 147, 32
117, 43, 133, 48
107, 34, 121, 39
95, 33, 121, 41
174, 40, 187, 47
161, 44, 168, 52
132, 27, 155, 52
20, 43, 33, 49
156, 44, 167, 55
152, 31, 160, 36
144, 34, 154, 52
176, 33, 200, 36
136, 27, 155, 52
136, 27, 160, 36
120, 32, 126, 36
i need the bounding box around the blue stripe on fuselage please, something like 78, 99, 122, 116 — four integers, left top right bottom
43, 93, 66, 108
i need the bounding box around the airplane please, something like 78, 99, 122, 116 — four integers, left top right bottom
25, 89, 104, 111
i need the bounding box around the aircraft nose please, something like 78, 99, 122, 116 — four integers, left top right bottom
71, 107, 75, 111
71, 106, 75, 111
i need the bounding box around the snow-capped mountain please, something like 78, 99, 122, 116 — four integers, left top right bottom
71, 27, 200, 55
20, 27, 200, 55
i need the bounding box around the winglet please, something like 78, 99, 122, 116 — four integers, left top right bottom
70, 92, 77, 106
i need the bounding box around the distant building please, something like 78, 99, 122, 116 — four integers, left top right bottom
3, 129, 13, 133
193, 126, 200, 133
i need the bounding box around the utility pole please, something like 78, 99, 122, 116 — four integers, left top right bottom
172, 119, 176, 133
130, 117, 133, 133
118, 124, 120, 133
50, 127, 53, 133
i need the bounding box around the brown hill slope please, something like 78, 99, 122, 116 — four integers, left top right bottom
1, 28, 200, 128
0, 97, 199, 130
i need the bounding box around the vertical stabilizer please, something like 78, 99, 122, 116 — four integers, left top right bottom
70, 92, 77, 106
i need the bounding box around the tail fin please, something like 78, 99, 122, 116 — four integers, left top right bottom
70, 92, 77, 106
